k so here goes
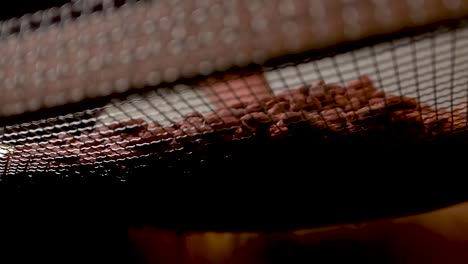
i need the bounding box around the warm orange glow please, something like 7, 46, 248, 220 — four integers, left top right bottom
129, 202, 468, 264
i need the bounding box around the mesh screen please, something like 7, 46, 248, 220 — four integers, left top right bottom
0, 19, 467, 178
0, 1, 466, 180
1, 0, 468, 117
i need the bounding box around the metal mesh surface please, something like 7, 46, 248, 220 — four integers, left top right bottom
0, 1, 467, 178
0, 0, 467, 117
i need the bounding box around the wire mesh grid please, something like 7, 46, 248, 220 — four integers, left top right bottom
1, 0, 468, 117
0, 18, 467, 177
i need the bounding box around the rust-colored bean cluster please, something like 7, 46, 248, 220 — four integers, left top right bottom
7, 76, 467, 169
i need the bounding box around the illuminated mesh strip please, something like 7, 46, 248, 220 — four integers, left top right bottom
0, 0, 467, 116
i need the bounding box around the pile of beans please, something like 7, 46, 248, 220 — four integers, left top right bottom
7, 76, 467, 170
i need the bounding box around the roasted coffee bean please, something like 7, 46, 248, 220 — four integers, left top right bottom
276, 112, 303, 125
290, 98, 308, 111
320, 108, 346, 123
230, 102, 248, 109
334, 94, 349, 108
109, 119, 147, 135
56, 133, 75, 145
309, 85, 326, 99
421, 111, 437, 126
405, 111, 423, 123
183, 117, 206, 128
346, 87, 374, 103
88, 132, 103, 140
245, 102, 264, 113
93, 126, 116, 139
309, 80, 325, 92
451, 105, 468, 130
356, 106, 372, 119
325, 84, 346, 96
267, 102, 290, 115
298, 84, 312, 95
344, 111, 357, 122
179, 120, 212, 136
328, 123, 346, 132
369, 98, 387, 112
138, 130, 155, 140
391, 110, 415, 124
346, 122, 360, 133
175, 125, 195, 137
310, 84, 334, 106
304, 96, 322, 111
206, 116, 240, 130
215, 108, 247, 119
265, 97, 287, 107
214, 108, 233, 118
424, 108, 452, 133
144, 127, 175, 140
146, 123, 162, 130
303, 112, 327, 129
401, 96, 418, 108
109, 119, 147, 129
269, 124, 289, 139
385, 95, 402, 105
280, 90, 307, 111
347, 76, 374, 90
369, 97, 385, 106
184, 112, 203, 119
371, 90, 386, 98
169, 139, 182, 149
385, 95, 418, 109
277, 87, 308, 100
233, 127, 252, 139
240, 112, 271, 129
455, 102, 468, 113
344, 97, 361, 111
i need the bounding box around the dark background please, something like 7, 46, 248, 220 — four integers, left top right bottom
0, 0, 71, 20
